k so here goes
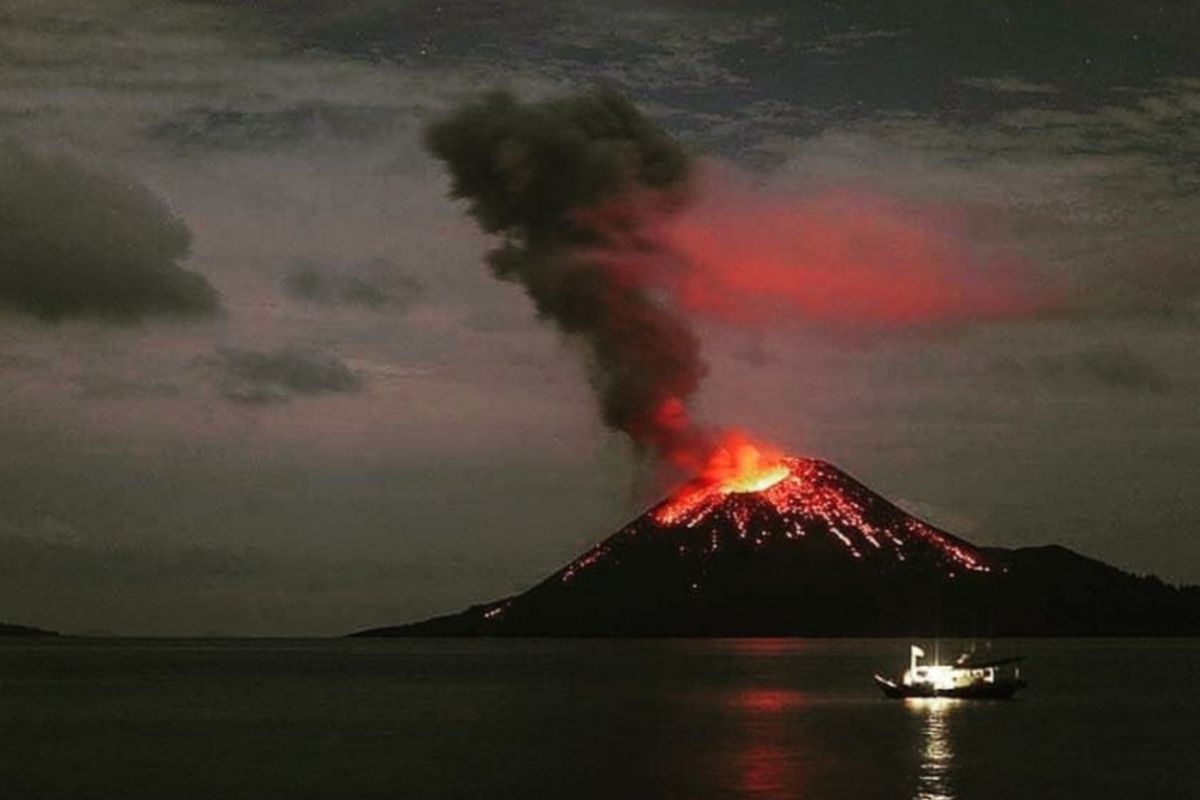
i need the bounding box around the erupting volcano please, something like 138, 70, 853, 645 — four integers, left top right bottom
369, 90, 1200, 638
358, 442, 1200, 638
554, 446, 991, 591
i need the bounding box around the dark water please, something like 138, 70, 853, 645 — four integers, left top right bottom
1, 638, 1197, 799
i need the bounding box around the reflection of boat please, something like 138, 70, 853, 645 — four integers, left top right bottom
912, 696, 955, 800
874, 645, 1027, 699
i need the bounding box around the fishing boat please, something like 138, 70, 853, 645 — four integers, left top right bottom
874, 645, 1027, 699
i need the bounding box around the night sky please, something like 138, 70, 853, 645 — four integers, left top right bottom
1, 0, 1197, 635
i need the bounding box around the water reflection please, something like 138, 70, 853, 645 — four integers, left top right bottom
906, 698, 958, 800
729, 688, 806, 798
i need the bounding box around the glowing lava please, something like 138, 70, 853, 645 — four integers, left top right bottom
699, 433, 790, 493
655, 433, 791, 525
710, 436, 791, 493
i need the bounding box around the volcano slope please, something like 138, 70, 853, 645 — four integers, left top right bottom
356, 458, 1200, 637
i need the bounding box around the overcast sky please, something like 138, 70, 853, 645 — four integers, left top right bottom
1, 0, 1197, 635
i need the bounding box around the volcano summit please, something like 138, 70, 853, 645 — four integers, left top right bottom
358, 455, 1200, 637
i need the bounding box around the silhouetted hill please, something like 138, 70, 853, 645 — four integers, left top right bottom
0, 622, 59, 637
355, 458, 1200, 637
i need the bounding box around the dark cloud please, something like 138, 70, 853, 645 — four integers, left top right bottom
203, 346, 363, 405
282, 259, 425, 310
0, 143, 219, 322
426, 88, 708, 464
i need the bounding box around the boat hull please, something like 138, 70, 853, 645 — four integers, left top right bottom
873, 674, 1026, 700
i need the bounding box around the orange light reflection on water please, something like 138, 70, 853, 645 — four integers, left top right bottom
729, 688, 807, 797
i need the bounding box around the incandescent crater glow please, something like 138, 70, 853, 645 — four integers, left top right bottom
705, 434, 790, 494
655, 432, 793, 524
726, 466, 790, 494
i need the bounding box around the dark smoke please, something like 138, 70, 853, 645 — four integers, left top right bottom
425, 89, 708, 464
203, 346, 363, 406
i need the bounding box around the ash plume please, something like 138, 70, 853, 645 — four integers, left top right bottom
425, 89, 709, 466
428, 90, 1066, 476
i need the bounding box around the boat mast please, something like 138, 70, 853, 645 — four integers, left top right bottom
910, 644, 924, 673
933, 578, 942, 665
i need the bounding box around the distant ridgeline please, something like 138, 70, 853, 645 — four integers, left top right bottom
355, 459, 1200, 638
0, 622, 59, 637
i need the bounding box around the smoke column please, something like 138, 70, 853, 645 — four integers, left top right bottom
425, 89, 711, 470
427, 90, 1060, 477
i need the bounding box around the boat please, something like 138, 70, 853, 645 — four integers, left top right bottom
874, 645, 1027, 699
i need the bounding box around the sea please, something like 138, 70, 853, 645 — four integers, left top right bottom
1, 638, 1196, 799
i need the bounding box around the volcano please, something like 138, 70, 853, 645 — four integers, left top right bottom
358, 456, 1200, 637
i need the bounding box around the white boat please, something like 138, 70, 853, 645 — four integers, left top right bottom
874, 645, 1027, 699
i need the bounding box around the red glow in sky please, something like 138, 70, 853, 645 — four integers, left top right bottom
584, 164, 1066, 482
602, 166, 1063, 333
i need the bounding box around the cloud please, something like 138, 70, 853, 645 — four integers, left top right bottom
203, 346, 363, 405
282, 259, 425, 310
0, 143, 219, 322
